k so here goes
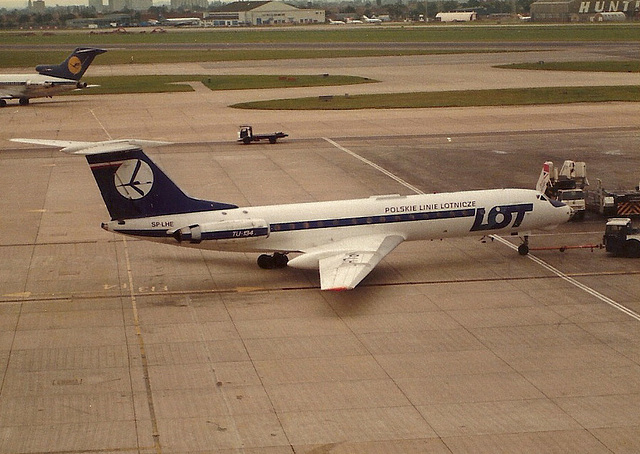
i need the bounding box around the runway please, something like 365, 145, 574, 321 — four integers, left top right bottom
1, 47, 640, 453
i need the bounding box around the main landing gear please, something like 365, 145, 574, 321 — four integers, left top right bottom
518, 235, 530, 256
257, 252, 289, 269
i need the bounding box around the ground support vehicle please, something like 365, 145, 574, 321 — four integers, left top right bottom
537, 160, 588, 221
238, 125, 288, 144
587, 179, 640, 217
603, 218, 640, 257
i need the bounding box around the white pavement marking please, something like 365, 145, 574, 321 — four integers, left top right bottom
323, 137, 424, 195
324, 137, 640, 323
122, 237, 163, 453
90, 108, 112, 140
492, 234, 640, 322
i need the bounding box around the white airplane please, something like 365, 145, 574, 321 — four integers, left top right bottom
0, 47, 106, 107
328, 19, 346, 24
363, 15, 383, 23
11, 139, 572, 290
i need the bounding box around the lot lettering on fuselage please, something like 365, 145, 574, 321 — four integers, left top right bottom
471, 203, 534, 231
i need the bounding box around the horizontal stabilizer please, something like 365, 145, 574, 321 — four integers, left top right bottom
12, 137, 238, 220
11, 138, 172, 154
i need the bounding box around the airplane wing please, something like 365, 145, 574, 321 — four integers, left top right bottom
289, 234, 404, 290
318, 234, 404, 290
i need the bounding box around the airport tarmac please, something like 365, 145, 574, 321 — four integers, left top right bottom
1, 47, 640, 453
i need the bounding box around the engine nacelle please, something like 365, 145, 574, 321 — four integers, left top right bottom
173, 219, 269, 244
25, 80, 51, 87
76, 81, 87, 88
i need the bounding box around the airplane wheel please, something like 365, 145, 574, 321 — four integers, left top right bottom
625, 240, 640, 258
258, 253, 289, 269
518, 244, 529, 256
269, 137, 277, 144
19, 97, 29, 106
0, 99, 6, 108
274, 252, 288, 268
257, 254, 275, 269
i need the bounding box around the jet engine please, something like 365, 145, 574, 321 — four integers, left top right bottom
173, 219, 269, 244
25, 80, 52, 87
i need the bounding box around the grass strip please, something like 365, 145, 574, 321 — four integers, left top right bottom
0, 48, 515, 68
1, 24, 639, 45
200, 74, 376, 90
497, 61, 640, 72
70, 74, 375, 95
231, 85, 640, 110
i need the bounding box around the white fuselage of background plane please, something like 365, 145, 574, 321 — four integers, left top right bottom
103, 188, 571, 253
0, 73, 79, 99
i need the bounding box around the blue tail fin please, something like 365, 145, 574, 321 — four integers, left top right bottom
36, 47, 106, 81
86, 147, 238, 220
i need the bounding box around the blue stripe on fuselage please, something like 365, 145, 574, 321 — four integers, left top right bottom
112, 203, 536, 238
113, 207, 477, 238
270, 207, 476, 232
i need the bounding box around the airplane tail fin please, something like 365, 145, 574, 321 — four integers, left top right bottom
536, 161, 552, 193
86, 147, 238, 220
35, 47, 107, 81
10, 138, 238, 220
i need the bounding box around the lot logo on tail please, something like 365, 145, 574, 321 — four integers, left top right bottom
114, 159, 154, 200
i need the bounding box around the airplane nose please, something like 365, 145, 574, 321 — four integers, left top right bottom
558, 206, 578, 224
541, 203, 572, 231
564, 206, 574, 221
549, 198, 572, 222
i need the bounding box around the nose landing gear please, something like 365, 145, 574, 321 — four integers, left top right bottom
518, 235, 529, 256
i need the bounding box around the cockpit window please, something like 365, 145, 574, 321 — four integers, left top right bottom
537, 193, 555, 204
548, 198, 566, 208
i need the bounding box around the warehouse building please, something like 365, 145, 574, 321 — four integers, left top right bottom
530, 0, 639, 21
435, 11, 477, 22
593, 11, 628, 20
204, 1, 325, 26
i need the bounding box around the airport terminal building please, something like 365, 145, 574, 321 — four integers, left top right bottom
530, 0, 640, 21
204, 1, 325, 26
